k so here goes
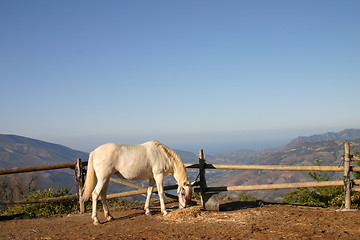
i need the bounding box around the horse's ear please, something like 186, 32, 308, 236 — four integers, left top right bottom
190, 181, 196, 186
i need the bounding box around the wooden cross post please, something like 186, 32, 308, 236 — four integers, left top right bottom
75, 158, 85, 213
198, 149, 221, 211
198, 149, 207, 208
343, 142, 352, 210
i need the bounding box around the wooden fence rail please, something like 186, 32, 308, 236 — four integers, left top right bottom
0, 142, 358, 211
201, 180, 345, 192
0, 195, 78, 205
0, 163, 76, 175
188, 164, 347, 172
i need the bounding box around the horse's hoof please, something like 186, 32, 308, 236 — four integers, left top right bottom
145, 210, 152, 216
162, 210, 168, 216
107, 216, 114, 221
93, 221, 100, 226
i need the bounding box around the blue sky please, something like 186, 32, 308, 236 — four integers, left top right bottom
1, 1, 359, 153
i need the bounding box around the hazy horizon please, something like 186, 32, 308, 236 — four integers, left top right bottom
21, 127, 354, 155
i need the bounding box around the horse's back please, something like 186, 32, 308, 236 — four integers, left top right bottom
92, 142, 144, 163
92, 142, 154, 180
92, 142, 124, 160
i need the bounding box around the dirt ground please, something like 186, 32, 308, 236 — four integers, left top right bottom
1, 200, 360, 240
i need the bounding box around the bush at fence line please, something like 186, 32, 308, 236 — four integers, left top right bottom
105, 197, 142, 210
283, 188, 326, 207
353, 152, 360, 180
236, 191, 257, 202
0, 172, 38, 203
351, 151, 360, 207
0, 188, 78, 219
281, 156, 360, 208
192, 191, 201, 200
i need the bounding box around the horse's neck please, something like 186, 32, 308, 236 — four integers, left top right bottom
173, 162, 187, 186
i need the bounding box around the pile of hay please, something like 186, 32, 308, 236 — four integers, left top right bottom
164, 207, 202, 221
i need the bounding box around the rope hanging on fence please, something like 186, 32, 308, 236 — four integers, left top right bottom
343, 175, 350, 191
343, 176, 355, 192
193, 171, 201, 183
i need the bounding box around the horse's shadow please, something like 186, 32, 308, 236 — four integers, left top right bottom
116, 212, 144, 220
219, 200, 271, 211
0, 213, 25, 221
98, 211, 144, 225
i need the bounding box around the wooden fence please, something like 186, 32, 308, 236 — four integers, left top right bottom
0, 161, 79, 205
0, 142, 359, 211
194, 142, 360, 210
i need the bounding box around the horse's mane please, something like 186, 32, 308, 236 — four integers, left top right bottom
151, 140, 181, 164
151, 140, 188, 183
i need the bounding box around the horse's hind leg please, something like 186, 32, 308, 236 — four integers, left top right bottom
92, 178, 107, 225
144, 178, 155, 215
100, 179, 114, 221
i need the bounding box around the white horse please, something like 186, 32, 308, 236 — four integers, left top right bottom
81, 140, 193, 225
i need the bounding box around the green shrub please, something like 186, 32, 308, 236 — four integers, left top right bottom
1, 188, 78, 218
282, 160, 344, 208
236, 191, 257, 201
283, 188, 329, 207
282, 186, 344, 208
192, 191, 201, 200
353, 152, 360, 179
106, 197, 142, 209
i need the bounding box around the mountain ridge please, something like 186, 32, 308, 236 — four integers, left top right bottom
209, 131, 360, 201
0, 134, 89, 191
288, 128, 360, 145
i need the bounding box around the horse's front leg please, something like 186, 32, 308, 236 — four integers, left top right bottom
154, 174, 167, 216
144, 178, 155, 215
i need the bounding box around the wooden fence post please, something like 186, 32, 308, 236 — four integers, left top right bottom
198, 149, 221, 211
343, 142, 352, 210
75, 158, 85, 213
198, 149, 207, 208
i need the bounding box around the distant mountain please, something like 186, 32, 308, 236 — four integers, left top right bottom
207, 129, 360, 166
0, 134, 88, 168
210, 139, 360, 201
208, 147, 284, 165
288, 129, 360, 145
0, 134, 89, 191
205, 129, 360, 202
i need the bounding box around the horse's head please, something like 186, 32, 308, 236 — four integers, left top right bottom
177, 181, 193, 209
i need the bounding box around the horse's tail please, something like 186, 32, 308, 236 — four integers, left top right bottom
81, 151, 97, 202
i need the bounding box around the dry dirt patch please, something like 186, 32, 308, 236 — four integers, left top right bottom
1, 201, 360, 239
